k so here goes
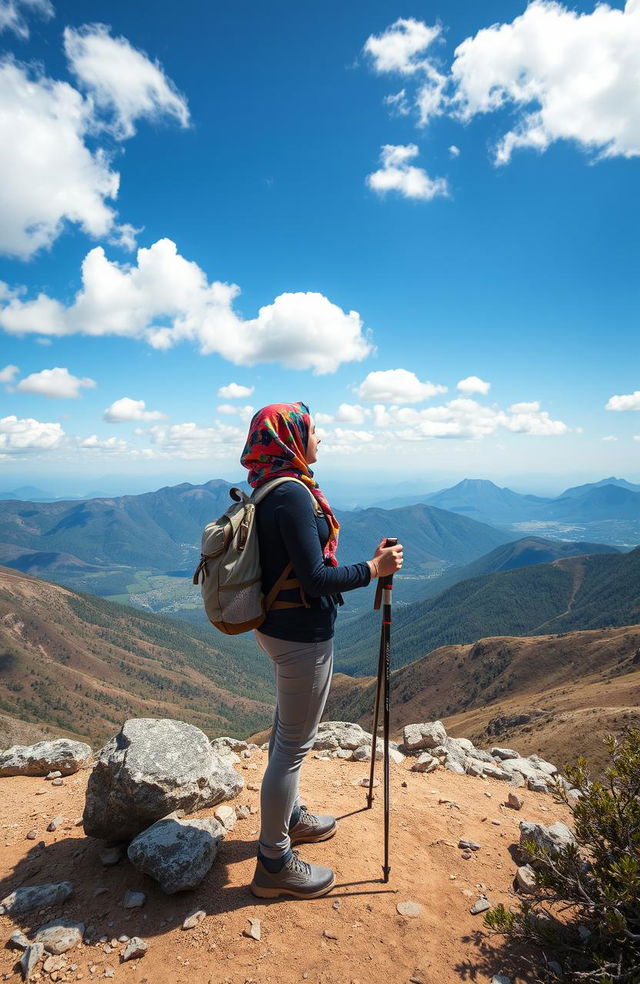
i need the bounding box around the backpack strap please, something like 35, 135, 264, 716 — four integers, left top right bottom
264, 562, 310, 612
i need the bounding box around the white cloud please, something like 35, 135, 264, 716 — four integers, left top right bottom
369, 396, 569, 439
384, 89, 410, 116
605, 390, 640, 411
365, 2, 640, 165
0, 58, 120, 258
0, 363, 19, 383
366, 144, 449, 201
335, 403, 369, 425
148, 420, 243, 459
216, 403, 254, 421
0, 28, 188, 259
217, 382, 254, 399
0, 413, 65, 452
634, 435, 640, 441
602, 435, 618, 441
364, 18, 440, 75
0, 239, 373, 373
457, 375, 490, 395
103, 397, 167, 422
0, 0, 53, 39
15, 366, 96, 398
78, 434, 128, 452
357, 369, 447, 404
449, 144, 460, 157
314, 412, 334, 425
450, 0, 640, 164
64, 24, 190, 140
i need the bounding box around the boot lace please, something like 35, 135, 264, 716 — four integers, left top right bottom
287, 850, 312, 876
297, 807, 319, 826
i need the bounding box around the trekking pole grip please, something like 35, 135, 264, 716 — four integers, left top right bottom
373, 537, 398, 609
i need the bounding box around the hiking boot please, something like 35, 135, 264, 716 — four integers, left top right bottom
289, 805, 337, 845
250, 850, 336, 899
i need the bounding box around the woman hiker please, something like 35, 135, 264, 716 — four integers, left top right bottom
240, 401, 403, 900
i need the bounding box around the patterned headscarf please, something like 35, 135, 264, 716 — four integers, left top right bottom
240, 401, 340, 565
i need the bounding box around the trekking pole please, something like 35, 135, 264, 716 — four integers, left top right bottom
366, 537, 397, 883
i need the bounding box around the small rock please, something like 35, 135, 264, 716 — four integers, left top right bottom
470, 897, 490, 914
99, 846, 124, 867
120, 937, 147, 962
214, 805, 237, 830
352, 777, 379, 788
46, 771, 63, 779
515, 864, 537, 893
458, 839, 481, 851
322, 929, 338, 940
26, 830, 37, 840
34, 919, 84, 955
118, 935, 129, 943
527, 778, 548, 793
93, 887, 108, 898
0, 881, 73, 915
247, 783, 260, 792
410, 752, 439, 773
461, 850, 472, 860
20, 943, 44, 980
103, 968, 115, 978
243, 918, 261, 941
182, 909, 206, 930
332, 900, 341, 910
10, 931, 30, 950
396, 901, 422, 918
507, 793, 524, 811
51, 778, 64, 786
235, 805, 251, 820
122, 890, 146, 909
43, 955, 67, 973
110, 938, 118, 947
47, 816, 64, 832
491, 976, 512, 984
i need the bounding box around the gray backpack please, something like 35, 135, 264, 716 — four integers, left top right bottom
192, 477, 318, 634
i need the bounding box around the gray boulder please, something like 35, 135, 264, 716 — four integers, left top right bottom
491, 747, 520, 760
402, 721, 447, 752
499, 757, 545, 782
520, 820, 576, 856
0, 882, 73, 915
127, 817, 225, 894
83, 718, 243, 841
315, 722, 373, 751
411, 752, 439, 773
210, 737, 249, 753
528, 754, 559, 777
0, 739, 92, 777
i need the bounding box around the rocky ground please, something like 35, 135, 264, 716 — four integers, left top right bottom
0, 731, 574, 984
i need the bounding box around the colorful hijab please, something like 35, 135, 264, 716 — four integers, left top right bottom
240, 401, 340, 565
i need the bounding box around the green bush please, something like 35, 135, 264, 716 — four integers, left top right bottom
485, 728, 640, 983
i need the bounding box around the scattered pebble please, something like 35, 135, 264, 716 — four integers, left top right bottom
51, 778, 64, 786
332, 900, 341, 910
458, 839, 481, 851
122, 890, 146, 909
322, 929, 338, 940
120, 937, 147, 962
492, 976, 512, 984
182, 909, 206, 930
26, 829, 37, 840
470, 898, 490, 915
243, 918, 261, 941
396, 901, 422, 918
47, 816, 64, 832
461, 850, 473, 860
46, 771, 62, 780
43, 955, 67, 973
507, 792, 524, 811
515, 864, 537, 893
99, 846, 123, 866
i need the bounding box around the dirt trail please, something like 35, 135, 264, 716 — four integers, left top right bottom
0, 753, 573, 984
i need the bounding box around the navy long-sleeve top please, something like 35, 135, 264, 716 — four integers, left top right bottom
256, 481, 371, 642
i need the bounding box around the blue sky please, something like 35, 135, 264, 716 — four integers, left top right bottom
0, 0, 638, 498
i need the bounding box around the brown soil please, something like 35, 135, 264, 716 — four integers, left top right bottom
0, 752, 573, 984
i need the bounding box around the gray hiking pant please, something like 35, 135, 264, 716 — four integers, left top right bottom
254, 630, 334, 858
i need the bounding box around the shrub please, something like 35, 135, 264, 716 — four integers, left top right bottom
485, 728, 640, 983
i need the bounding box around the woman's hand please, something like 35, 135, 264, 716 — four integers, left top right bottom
368, 538, 404, 579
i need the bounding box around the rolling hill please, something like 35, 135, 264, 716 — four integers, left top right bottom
325, 623, 640, 774
0, 567, 275, 747
333, 546, 640, 675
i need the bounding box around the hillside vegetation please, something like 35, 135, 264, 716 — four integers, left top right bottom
334, 547, 640, 674
0, 568, 275, 747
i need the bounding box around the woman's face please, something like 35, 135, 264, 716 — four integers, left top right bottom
305, 415, 320, 464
